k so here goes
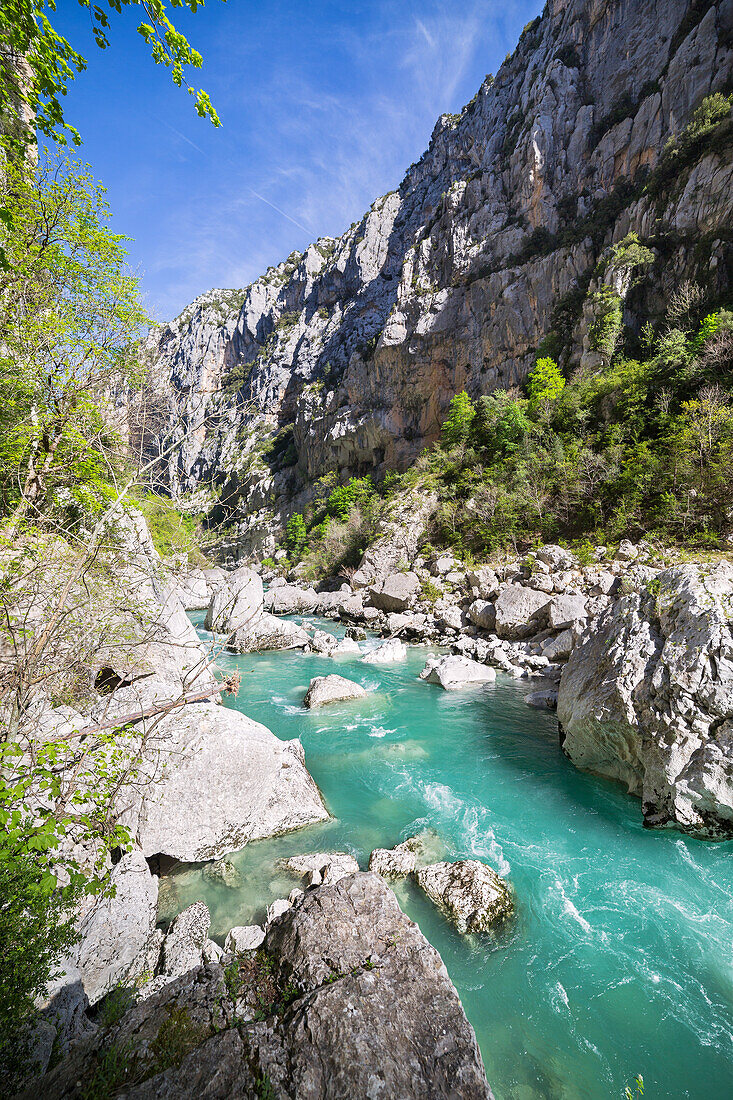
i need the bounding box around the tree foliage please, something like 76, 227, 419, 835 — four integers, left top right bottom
0, 0, 222, 155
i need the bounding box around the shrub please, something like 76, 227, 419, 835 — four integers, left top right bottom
284, 512, 307, 555
326, 476, 374, 521
527, 357, 566, 411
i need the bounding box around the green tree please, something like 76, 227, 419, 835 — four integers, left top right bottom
526, 357, 565, 412
0, 153, 147, 530
326, 476, 374, 521
441, 391, 476, 449
285, 512, 307, 554
0, 0, 222, 156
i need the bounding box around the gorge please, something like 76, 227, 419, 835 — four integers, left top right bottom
3, 1, 733, 1098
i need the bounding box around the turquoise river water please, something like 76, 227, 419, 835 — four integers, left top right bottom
168, 612, 733, 1099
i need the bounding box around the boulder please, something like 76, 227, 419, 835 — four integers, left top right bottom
368, 571, 421, 613
282, 851, 360, 887
541, 628, 574, 662
435, 603, 464, 631
468, 598, 496, 631
204, 566, 263, 632
525, 689, 558, 710
303, 674, 367, 708
265, 584, 319, 614
534, 544, 576, 570
68, 850, 158, 1005
616, 539, 639, 561
107, 686, 328, 861
307, 628, 340, 654
415, 860, 513, 933
362, 638, 408, 664
430, 554, 457, 576
547, 593, 588, 630
159, 902, 211, 981
230, 611, 309, 652
420, 655, 496, 690
558, 564, 733, 838
386, 611, 427, 635
329, 636, 361, 656
466, 567, 500, 600
262, 873, 492, 1098
367, 832, 440, 878
224, 925, 265, 953
202, 858, 241, 889
176, 567, 209, 611
493, 584, 551, 639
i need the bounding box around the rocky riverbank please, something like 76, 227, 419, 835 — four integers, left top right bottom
188, 529, 733, 841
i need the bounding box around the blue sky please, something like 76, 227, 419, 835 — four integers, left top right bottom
53, 0, 543, 320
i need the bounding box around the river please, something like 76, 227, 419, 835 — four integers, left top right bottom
166, 613, 733, 1099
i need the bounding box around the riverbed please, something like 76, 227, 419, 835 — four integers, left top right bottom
166, 613, 733, 1099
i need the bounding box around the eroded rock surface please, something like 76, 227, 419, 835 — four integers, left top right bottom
303, 673, 368, 708
558, 563, 733, 838
415, 860, 514, 934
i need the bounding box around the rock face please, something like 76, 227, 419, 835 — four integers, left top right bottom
558, 563, 733, 838
30, 874, 492, 1100
303, 673, 368, 708
415, 860, 514, 934
421, 654, 497, 690
139, 2, 733, 559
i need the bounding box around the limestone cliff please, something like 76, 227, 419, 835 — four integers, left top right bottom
142, 0, 733, 558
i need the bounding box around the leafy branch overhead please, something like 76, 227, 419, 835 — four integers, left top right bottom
0, 0, 222, 151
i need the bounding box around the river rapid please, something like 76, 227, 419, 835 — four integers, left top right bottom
166, 613, 733, 1099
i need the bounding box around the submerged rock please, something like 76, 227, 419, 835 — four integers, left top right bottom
415, 860, 513, 934
558, 563, 733, 839
202, 858, 241, 889
420, 655, 496, 690
303, 674, 367, 708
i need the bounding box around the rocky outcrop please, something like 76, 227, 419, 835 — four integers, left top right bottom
558, 563, 733, 839
415, 860, 514, 934
303, 673, 367, 708
368, 831, 442, 878
142, 2, 733, 559
281, 851, 360, 887
29, 874, 492, 1100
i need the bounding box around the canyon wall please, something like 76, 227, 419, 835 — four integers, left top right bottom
142, 0, 733, 557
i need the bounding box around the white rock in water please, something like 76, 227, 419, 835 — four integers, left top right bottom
114, 691, 328, 862
224, 925, 265, 953
362, 639, 407, 664
204, 566, 263, 632
558, 563, 733, 839
368, 832, 439, 878
303, 674, 368, 708
283, 851, 359, 886
330, 636, 361, 656
420, 655, 496, 690
415, 860, 513, 933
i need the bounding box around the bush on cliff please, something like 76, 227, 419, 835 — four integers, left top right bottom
395, 298, 733, 554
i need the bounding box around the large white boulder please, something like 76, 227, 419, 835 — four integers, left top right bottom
303, 674, 368, 708
176, 567, 209, 611
230, 612, 309, 653
106, 681, 328, 861
368, 572, 421, 613
493, 584, 551, 639
558, 564, 733, 838
265, 584, 319, 614
204, 566, 263, 633
420, 655, 496, 690
362, 639, 408, 664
